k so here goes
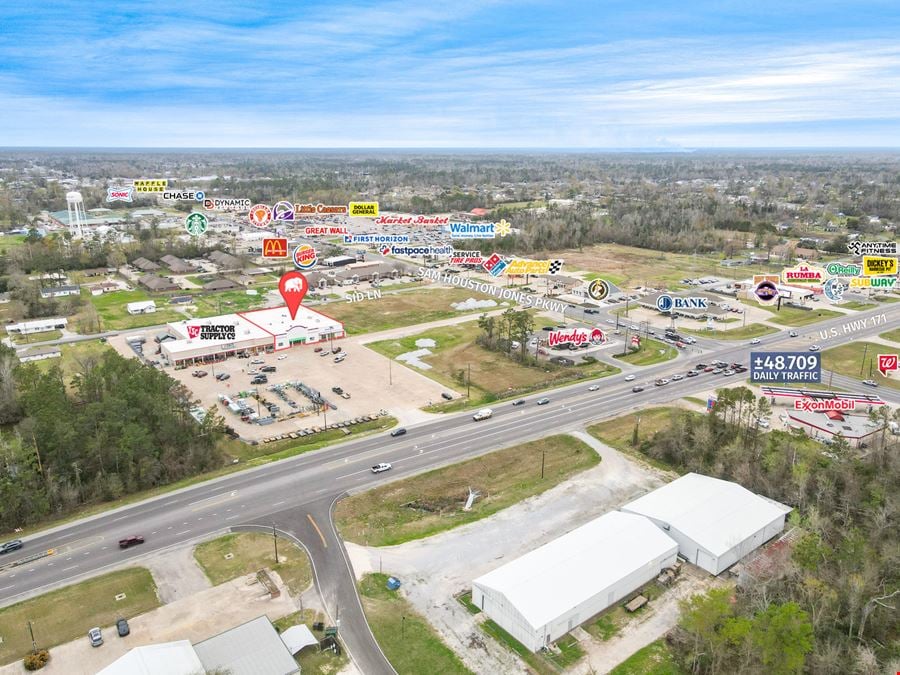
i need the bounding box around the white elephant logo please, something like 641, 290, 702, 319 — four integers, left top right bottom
284, 277, 305, 292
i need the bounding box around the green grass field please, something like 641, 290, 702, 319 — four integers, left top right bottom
0, 568, 159, 665
87, 289, 184, 330
613, 337, 678, 366
334, 435, 598, 546
609, 639, 686, 675
359, 573, 472, 675
8, 329, 63, 345
189, 289, 267, 316
766, 306, 842, 327
194, 532, 312, 595
839, 301, 879, 311
481, 619, 583, 675
822, 341, 900, 390
880, 328, 900, 344
583, 271, 628, 287
368, 321, 619, 403
321, 287, 496, 335
27, 341, 116, 390
681, 324, 778, 340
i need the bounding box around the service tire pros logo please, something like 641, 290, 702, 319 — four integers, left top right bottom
587, 279, 610, 302
249, 204, 273, 227
292, 244, 318, 270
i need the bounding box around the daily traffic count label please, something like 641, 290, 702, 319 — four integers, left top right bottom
750, 351, 821, 383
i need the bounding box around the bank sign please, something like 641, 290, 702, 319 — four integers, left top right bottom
186, 324, 236, 340
656, 294, 709, 312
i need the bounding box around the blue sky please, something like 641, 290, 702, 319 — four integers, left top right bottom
1, 0, 899, 147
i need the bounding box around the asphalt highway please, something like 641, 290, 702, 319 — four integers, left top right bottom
0, 304, 897, 674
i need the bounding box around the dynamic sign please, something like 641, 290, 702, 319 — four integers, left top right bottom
448, 219, 511, 239
374, 215, 449, 225
750, 351, 821, 383
203, 198, 251, 211
248, 204, 273, 227
862, 256, 898, 276
292, 244, 318, 270
655, 294, 709, 312
106, 186, 134, 202
184, 212, 208, 237
186, 324, 236, 340
782, 264, 826, 285
587, 279, 610, 302
162, 191, 204, 201
847, 240, 898, 256
133, 179, 167, 193
348, 202, 379, 217
262, 238, 288, 258
547, 328, 605, 348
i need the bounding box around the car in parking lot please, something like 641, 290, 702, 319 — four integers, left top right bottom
624, 374, 636, 381
334, 354, 346, 363
809, 345, 821, 352
390, 428, 407, 437
215, 373, 230, 381
277, 355, 287, 361
0, 539, 23, 554
371, 463, 392, 474
320, 349, 331, 357
118, 535, 144, 549
261, 366, 276, 372
116, 618, 130, 637
332, 386, 344, 394
441, 392, 453, 400
192, 370, 208, 378
251, 375, 268, 384
251, 359, 264, 365
88, 627, 103, 647
512, 399, 526, 406
536, 397, 550, 405
631, 385, 645, 392
314, 346, 323, 352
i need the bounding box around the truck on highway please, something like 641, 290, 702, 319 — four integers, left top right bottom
472, 408, 493, 421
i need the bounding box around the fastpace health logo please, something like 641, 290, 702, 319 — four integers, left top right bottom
381, 245, 454, 256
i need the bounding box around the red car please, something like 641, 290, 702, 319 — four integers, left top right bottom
119, 536, 145, 549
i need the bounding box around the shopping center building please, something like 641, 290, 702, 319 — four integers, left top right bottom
159, 306, 345, 368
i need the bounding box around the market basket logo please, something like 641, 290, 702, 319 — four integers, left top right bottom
187, 324, 236, 340
862, 256, 898, 276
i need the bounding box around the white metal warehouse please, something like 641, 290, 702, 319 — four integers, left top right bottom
471, 511, 678, 652
620, 473, 792, 575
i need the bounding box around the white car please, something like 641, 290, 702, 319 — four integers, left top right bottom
862, 379, 878, 387
624, 374, 636, 382
671, 374, 684, 381
588, 384, 600, 391
277, 355, 287, 361
749, 338, 761, 345
757, 418, 770, 428
371, 463, 392, 474
809, 345, 821, 352
251, 359, 265, 365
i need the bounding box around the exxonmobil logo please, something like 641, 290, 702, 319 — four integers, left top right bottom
547, 327, 605, 347
793, 398, 856, 412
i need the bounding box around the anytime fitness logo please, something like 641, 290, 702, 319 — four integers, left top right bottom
187, 324, 236, 340
547, 328, 605, 348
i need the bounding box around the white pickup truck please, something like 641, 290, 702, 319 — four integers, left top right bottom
472, 408, 493, 421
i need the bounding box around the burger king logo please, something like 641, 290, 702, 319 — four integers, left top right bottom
292, 244, 318, 270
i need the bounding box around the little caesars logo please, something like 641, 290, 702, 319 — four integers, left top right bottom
187, 324, 236, 340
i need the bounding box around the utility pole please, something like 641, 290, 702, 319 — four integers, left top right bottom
540, 451, 545, 479
467, 363, 471, 398
28, 620, 36, 652
860, 344, 869, 377
273, 523, 279, 564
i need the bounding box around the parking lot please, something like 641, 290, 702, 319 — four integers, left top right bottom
108, 333, 449, 442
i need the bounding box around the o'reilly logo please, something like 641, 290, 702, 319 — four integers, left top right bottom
187, 324, 236, 340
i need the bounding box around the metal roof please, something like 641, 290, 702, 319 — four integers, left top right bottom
195, 615, 299, 675
621, 473, 791, 557
473, 511, 677, 630
98, 640, 203, 675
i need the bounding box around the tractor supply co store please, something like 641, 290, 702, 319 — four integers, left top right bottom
160, 307, 345, 368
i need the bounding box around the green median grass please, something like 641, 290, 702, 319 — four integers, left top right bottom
681, 324, 777, 340
359, 573, 472, 675
0, 568, 159, 665
609, 638, 686, 675
612, 337, 677, 366
194, 532, 312, 595
765, 306, 842, 327
880, 328, 900, 344
334, 434, 599, 546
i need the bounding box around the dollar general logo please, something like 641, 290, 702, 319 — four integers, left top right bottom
862, 256, 898, 276
348, 202, 379, 217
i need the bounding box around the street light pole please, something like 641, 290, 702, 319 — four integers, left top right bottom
273, 523, 279, 564
467, 363, 471, 398
540, 451, 545, 479
28, 620, 36, 652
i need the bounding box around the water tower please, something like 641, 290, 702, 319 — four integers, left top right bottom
66, 191, 86, 239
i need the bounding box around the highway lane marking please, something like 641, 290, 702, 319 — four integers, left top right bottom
174, 530, 190, 536
306, 515, 328, 548
226, 515, 240, 521
0, 585, 12, 592
189, 490, 238, 512
62, 565, 78, 572
112, 515, 130, 522
273, 501, 286, 507
335, 469, 369, 479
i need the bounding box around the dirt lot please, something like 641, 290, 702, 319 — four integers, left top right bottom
107, 329, 449, 441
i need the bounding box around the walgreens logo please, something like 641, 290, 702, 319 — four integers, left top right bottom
547, 328, 605, 347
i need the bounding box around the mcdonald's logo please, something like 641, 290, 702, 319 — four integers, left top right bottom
263, 238, 288, 258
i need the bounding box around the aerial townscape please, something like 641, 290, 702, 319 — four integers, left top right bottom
0, 2, 898, 675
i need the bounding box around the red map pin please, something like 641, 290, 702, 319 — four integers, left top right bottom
279, 271, 308, 320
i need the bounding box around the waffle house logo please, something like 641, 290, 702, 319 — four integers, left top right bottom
186, 324, 236, 340
133, 179, 167, 193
